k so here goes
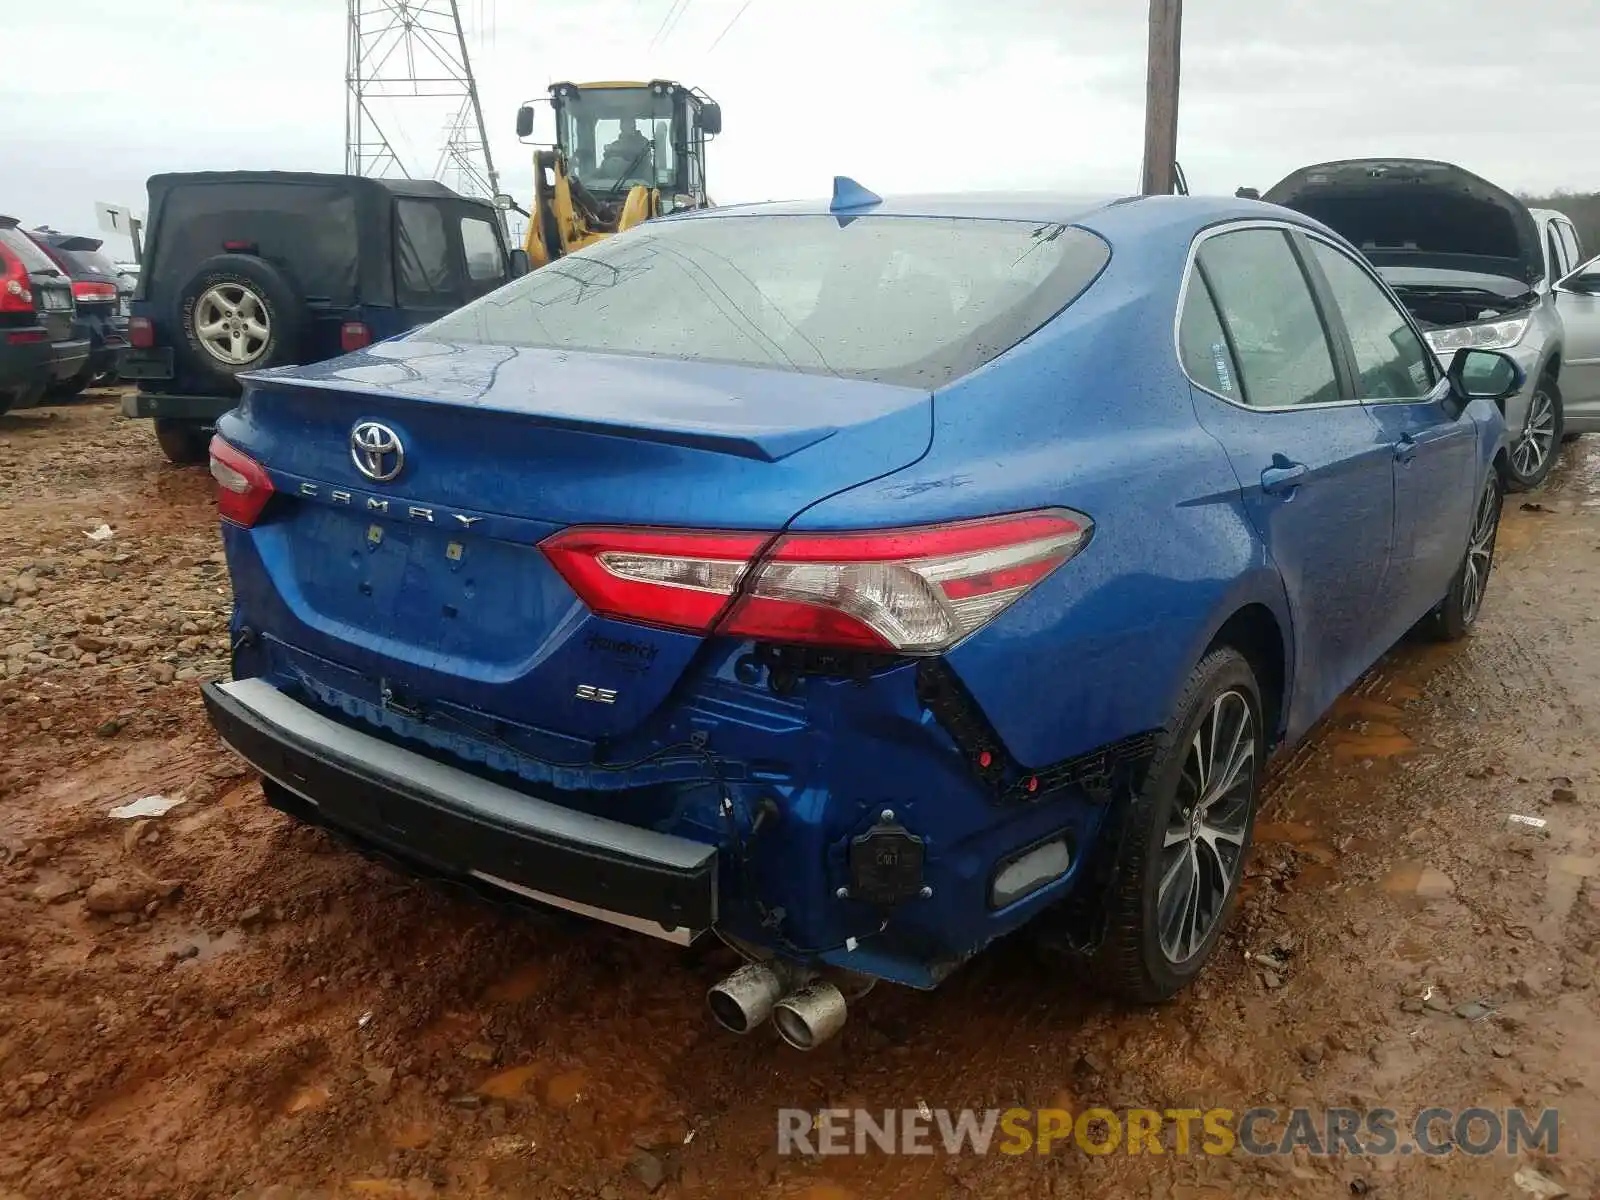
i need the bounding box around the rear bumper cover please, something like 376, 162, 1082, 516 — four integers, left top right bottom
121, 390, 235, 422
49, 339, 90, 380
202, 678, 718, 941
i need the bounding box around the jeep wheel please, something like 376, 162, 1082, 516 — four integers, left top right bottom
1502, 378, 1563, 492
154, 418, 211, 466
176, 254, 305, 386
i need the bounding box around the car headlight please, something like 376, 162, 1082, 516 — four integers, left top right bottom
1424, 317, 1530, 354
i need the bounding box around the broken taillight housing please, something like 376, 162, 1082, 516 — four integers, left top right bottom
208, 436, 275, 527
540, 509, 1092, 654
128, 316, 154, 348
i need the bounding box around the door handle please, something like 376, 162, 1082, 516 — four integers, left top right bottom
1393, 434, 1418, 463
1260, 461, 1307, 495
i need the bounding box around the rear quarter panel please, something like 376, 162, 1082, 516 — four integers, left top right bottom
789, 221, 1293, 768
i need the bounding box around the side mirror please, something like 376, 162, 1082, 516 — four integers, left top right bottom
1447, 348, 1523, 405
507, 248, 530, 278
515, 105, 534, 138
492, 193, 515, 211
1565, 270, 1600, 295
700, 102, 722, 136
1235, 186, 1260, 200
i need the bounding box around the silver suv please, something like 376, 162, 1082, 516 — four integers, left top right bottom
1263, 159, 1600, 490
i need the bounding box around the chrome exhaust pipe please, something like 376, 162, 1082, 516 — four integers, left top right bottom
771, 981, 848, 1050
707, 961, 789, 1034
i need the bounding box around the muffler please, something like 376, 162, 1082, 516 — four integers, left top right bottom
707, 961, 790, 1034
771, 981, 848, 1050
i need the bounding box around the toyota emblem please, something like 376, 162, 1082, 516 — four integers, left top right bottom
350, 421, 404, 482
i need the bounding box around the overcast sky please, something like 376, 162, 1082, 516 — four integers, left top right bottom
5, 0, 1598, 259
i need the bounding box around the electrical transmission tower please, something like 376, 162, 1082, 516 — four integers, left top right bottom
345, 0, 501, 200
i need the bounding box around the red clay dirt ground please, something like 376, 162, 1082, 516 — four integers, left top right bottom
3, 394, 1600, 1199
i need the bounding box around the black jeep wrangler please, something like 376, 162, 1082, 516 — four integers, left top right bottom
121, 171, 524, 464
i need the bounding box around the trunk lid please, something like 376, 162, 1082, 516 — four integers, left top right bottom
219, 341, 932, 742
1263, 158, 1543, 285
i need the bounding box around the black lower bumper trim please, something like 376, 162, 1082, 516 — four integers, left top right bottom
121, 391, 235, 421
202, 679, 718, 937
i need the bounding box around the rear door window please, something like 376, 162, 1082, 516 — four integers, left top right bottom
460, 216, 507, 285
395, 200, 460, 302
1178, 277, 1242, 399
1547, 227, 1569, 279
1557, 221, 1583, 277
1306, 238, 1435, 399
1195, 228, 1342, 408
420, 215, 1111, 388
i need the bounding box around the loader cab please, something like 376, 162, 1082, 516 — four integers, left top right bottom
517, 79, 720, 214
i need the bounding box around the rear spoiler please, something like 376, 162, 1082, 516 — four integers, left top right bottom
0, 215, 18, 230
47, 234, 103, 252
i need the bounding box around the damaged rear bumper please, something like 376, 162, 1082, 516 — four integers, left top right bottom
202, 677, 718, 942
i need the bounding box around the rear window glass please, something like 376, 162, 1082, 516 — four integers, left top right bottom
0, 227, 63, 275
55, 247, 121, 280
422, 215, 1111, 387
146, 183, 358, 303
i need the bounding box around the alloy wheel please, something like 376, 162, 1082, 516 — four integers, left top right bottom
195, 283, 271, 366
1460, 480, 1499, 626
1511, 389, 1556, 480
1157, 689, 1255, 965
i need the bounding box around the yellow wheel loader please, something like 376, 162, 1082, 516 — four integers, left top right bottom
511, 80, 721, 267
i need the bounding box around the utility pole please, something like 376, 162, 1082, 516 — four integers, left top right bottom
1140, 0, 1182, 196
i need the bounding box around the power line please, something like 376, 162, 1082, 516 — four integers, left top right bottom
707, 0, 755, 52
648, 0, 690, 49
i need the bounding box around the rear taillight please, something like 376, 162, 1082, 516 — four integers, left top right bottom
540, 509, 1092, 653
72, 280, 117, 302
0, 248, 31, 313
129, 316, 154, 348
208, 436, 275, 527
341, 321, 373, 352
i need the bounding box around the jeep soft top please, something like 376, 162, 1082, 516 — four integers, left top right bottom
121, 170, 519, 464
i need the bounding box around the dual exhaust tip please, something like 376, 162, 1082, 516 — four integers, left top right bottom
707, 961, 848, 1050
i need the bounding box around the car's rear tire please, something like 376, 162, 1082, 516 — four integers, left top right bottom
1420, 473, 1501, 642
1080, 646, 1264, 1003
154, 418, 211, 466
1502, 376, 1563, 492
175, 254, 306, 387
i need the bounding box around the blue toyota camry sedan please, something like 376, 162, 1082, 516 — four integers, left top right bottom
201, 182, 1520, 1049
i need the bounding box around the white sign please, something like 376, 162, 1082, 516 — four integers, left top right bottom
94, 201, 136, 237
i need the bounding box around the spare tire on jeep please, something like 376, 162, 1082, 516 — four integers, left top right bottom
175, 254, 307, 385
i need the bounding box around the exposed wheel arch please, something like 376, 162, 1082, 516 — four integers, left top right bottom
1205, 603, 1288, 747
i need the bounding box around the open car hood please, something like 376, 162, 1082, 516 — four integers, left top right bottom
1263, 159, 1543, 285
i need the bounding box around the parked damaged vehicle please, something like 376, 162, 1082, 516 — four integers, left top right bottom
201, 185, 1521, 1047
1264, 160, 1600, 489
121, 171, 525, 466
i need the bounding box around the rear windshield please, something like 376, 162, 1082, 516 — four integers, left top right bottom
422, 215, 1110, 387
54, 246, 122, 281
0, 227, 63, 275
145, 183, 358, 304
